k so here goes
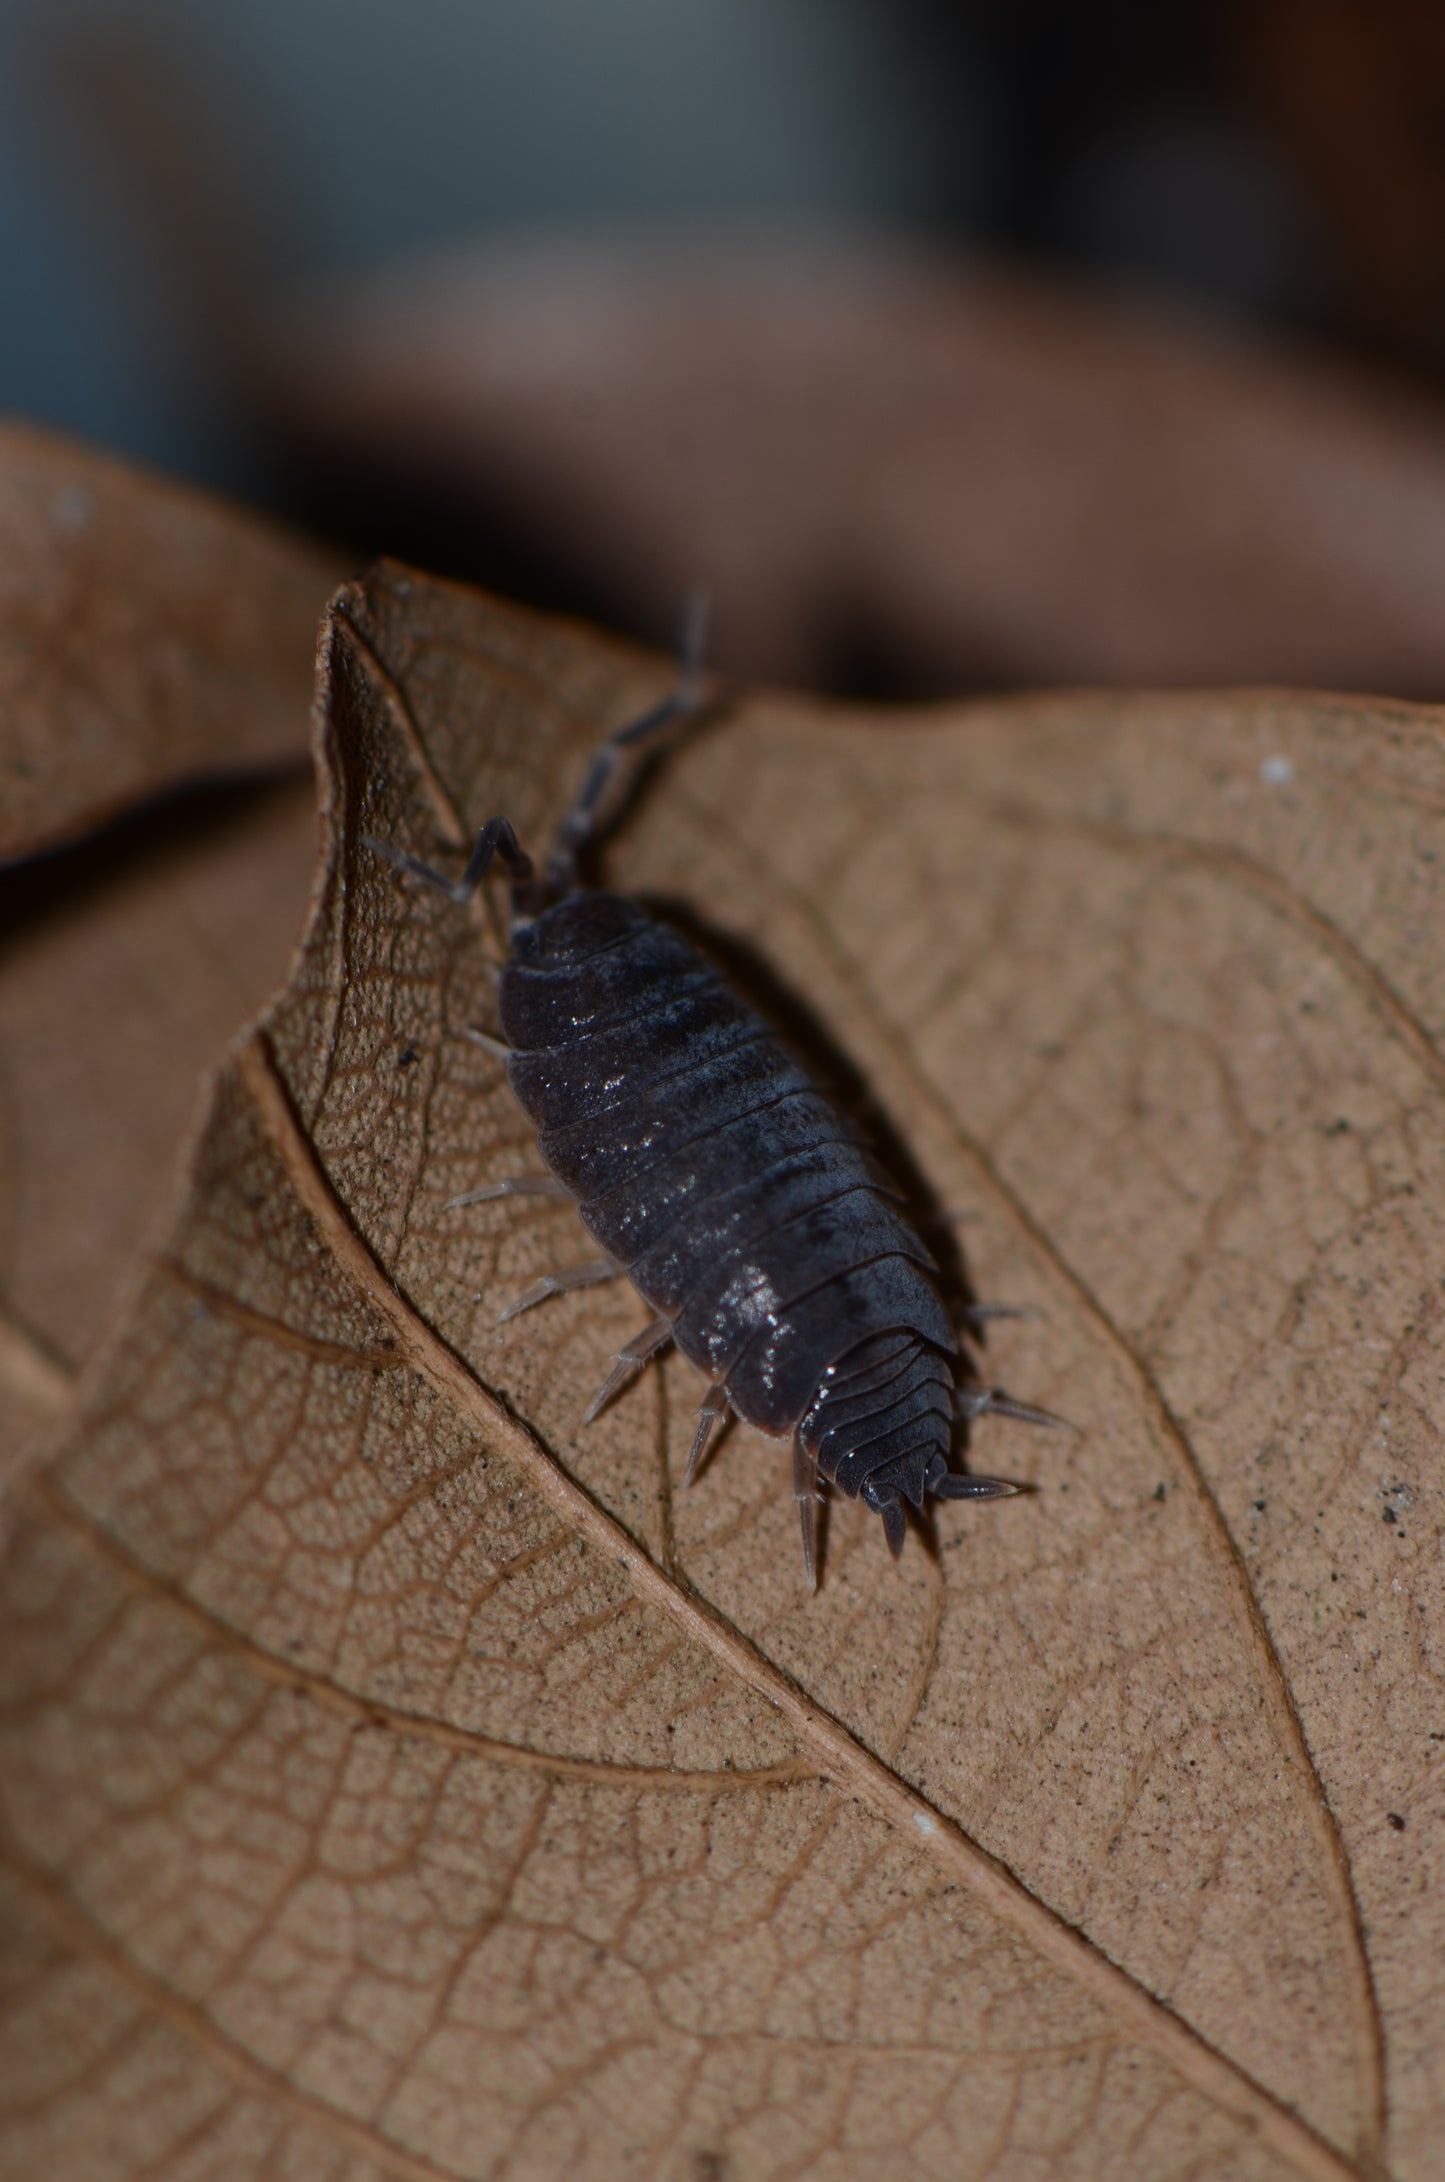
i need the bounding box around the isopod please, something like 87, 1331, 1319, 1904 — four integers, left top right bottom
368, 604, 1061, 1586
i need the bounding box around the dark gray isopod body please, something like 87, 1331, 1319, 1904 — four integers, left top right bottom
370, 625, 1057, 1584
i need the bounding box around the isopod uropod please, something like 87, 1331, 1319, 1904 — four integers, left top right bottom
368, 605, 1061, 1587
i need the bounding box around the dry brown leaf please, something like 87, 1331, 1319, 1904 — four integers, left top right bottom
0, 428, 340, 1468
274, 239, 1445, 695
0, 419, 343, 862
3, 563, 1443, 2180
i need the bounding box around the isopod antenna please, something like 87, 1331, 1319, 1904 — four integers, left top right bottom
545, 589, 711, 898
363, 590, 710, 919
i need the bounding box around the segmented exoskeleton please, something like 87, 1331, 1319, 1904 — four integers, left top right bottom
368, 605, 1060, 1586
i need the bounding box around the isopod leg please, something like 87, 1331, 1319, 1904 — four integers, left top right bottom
793, 1435, 822, 1593
684, 1384, 729, 1487
496, 1256, 621, 1326
365, 815, 534, 904
583, 1316, 674, 1424
449, 1174, 569, 1211
958, 1302, 1034, 1333
463, 1027, 512, 1062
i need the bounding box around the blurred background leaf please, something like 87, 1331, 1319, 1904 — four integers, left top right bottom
0, 429, 340, 1480
10, 0, 1445, 693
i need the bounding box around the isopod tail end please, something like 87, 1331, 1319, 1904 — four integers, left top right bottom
879, 1494, 907, 1559
932, 1472, 1024, 1502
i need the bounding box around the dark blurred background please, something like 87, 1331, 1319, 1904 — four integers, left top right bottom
11, 0, 1445, 694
